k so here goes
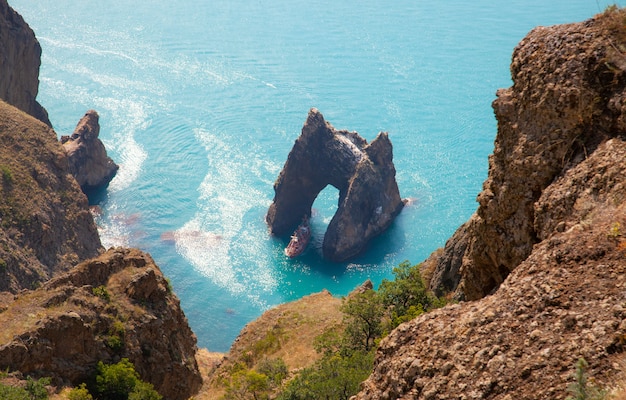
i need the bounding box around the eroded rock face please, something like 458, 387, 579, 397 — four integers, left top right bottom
62, 110, 119, 193
359, 225, 626, 399
0, 0, 50, 126
0, 248, 202, 400
429, 9, 626, 300
266, 109, 404, 261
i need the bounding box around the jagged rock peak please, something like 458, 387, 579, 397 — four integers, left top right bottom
266, 108, 404, 261
0, 0, 50, 126
62, 110, 119, 194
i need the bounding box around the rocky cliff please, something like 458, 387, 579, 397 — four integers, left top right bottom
0, 4, 204, 399
357, 7, 626, 399
0, 247, 202, 400
0, 0, 50, 126
428, 7, 626, 301
0, 99, 102, 292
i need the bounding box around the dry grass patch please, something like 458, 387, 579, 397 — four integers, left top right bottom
198, 290, 343, 399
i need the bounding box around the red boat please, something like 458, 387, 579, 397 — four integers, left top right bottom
284, 217, 311, 258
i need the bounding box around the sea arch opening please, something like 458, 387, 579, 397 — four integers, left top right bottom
310, 184, 340, 249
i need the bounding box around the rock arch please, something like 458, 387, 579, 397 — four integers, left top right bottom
266, 109, 404, 262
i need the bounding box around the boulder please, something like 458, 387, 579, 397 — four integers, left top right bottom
266, 109, 404, 261
62, 110, 119, 193
0, 0, 50, 126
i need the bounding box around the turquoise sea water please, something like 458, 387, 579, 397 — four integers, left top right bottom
10, 0, 623, 352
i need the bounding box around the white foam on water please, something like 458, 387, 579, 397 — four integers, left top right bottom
174, 128, 278, 307
90, 96, 149, 193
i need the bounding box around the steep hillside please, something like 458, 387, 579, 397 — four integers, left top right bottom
358, 7, 626, 399
0, 99, 102, 293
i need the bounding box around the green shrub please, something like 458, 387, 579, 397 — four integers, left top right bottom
0, 383, 30, 400
0, 165, 13, 184
105, 320, 125, 353
92, 286, 111, 302
257, 357, 288, 386
25, 376, 50, 400
277, 349, 374, 400
128, 381, 161, 400
95, 358, 161, 400
252, 325, 284, 358
224, 369, 270, 400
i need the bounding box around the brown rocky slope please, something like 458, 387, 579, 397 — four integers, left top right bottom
0, 247, 202, 400
357, 8, 626, 399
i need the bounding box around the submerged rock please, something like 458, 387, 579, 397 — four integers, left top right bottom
62, 110, 119, 194
266, 109, 404, 261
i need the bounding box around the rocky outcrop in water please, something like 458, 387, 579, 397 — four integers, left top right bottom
61, 110, 119, 193
357, 8, 626, 399
266, 109, 404, 261
0, 248, 202, 400
0, 100, 102, 292
0, 0, 50, 126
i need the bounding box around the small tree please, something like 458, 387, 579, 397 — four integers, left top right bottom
378, 261, 443, 329
341, 289, 384, 352
566, 358, 606, 400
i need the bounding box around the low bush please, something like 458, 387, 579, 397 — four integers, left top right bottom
95, 358, 161, 400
